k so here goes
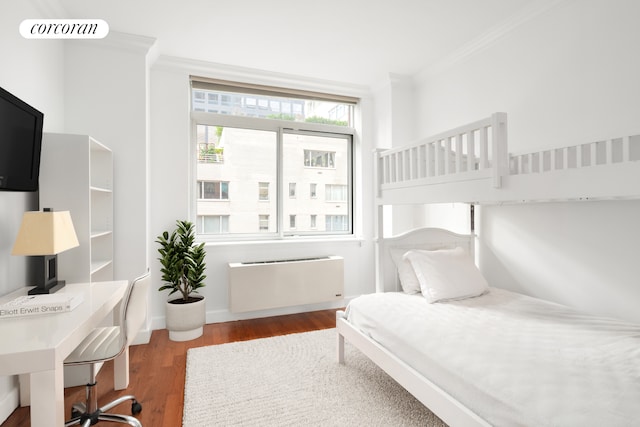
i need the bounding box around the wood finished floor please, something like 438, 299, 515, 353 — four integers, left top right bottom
2, 308, 340, 427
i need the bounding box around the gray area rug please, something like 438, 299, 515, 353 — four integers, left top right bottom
183, 328, 447, 426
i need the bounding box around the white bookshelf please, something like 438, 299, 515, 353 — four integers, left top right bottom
39, 133, 114, 284
39, 133, 115, 386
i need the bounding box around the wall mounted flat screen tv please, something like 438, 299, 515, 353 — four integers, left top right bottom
0, 86, 44, 192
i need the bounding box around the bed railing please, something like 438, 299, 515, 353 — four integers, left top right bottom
376, 113, 640, 204
375, 112, 508, 196
510, 134, 640, 175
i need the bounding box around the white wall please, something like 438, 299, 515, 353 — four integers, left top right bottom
1, 24, 154, 421
416, 0, 640, 151
478, 201, 640, 321
64, 33, 154, 294
372, 74, 424, 235
0, 1, 65, 422
412, 0, 640, 323
149, 58, 377, 328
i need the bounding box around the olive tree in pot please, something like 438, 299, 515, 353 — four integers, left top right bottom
156, 220, 207, 341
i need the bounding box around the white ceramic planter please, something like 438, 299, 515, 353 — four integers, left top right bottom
165, 296, 206, 341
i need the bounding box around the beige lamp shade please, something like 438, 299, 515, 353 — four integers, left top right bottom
11, 210, 79, 256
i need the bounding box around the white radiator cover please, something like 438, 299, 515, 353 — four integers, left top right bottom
228, 256, 344, 313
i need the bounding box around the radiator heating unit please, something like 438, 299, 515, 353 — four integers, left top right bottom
228, 256, 344, 313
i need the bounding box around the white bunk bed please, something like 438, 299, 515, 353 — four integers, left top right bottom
336, 113, 640, 426
374, 112, 640, 205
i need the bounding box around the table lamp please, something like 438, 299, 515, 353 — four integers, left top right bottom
11, 208, 79, 295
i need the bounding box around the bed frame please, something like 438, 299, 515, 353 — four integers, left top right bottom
375, 112, 640, 205
336, 228, 490, 427
338, 113, 640, 426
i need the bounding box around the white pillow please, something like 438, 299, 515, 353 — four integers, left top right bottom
404, 247, 489, 303
389, 248, 421, 294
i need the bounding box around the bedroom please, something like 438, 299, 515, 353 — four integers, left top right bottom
1, 0, 639, 425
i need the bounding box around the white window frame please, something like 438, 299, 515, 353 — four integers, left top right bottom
190, 80, 358, 242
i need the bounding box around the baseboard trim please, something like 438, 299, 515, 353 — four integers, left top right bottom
0, 381, 19, 425
149, 297, 355, 331
131, 329, 152, 346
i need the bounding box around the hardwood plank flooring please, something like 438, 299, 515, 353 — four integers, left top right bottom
1, 308, 339, 427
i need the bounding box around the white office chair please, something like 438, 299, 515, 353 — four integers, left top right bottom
64, 271, 150, 427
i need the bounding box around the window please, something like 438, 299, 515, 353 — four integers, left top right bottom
282, 131, 350, 234
259, 215, 269, 231
193, 92, 205, 111
326, 184, 347, 202
304, 150, 335, 168
191, 77, 356, 239
197, 215, 229, 234
259, 182, 270, 201
198, 181, 228, 200
326, 215, 348, 231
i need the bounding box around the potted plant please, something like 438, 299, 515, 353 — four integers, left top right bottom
156, 220, 207, 341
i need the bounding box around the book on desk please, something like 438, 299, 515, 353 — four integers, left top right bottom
0, 292, 84, 318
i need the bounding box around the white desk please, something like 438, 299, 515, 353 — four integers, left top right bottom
0, 280, 128, 427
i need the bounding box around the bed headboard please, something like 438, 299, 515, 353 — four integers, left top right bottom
377, 227, 475, 293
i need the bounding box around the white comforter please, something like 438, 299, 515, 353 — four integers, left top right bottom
346, 288, 640, 427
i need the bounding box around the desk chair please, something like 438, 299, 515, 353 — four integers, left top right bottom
64, 272, 150, 427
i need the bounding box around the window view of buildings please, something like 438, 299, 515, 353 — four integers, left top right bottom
192, 88, 351, 125
192, 87, 353, 236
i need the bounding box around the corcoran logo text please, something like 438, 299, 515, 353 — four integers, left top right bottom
20, 19, 109, 39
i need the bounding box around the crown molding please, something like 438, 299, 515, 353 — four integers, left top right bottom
416, 0, 567, 81
97, 31, 157, 54
67, 31, 157, 55
368, 73, 415, 95
153, 55, 371, 99
27, 1, 157, 55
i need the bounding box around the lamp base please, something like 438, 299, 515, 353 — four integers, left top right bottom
28, 280, 66, 295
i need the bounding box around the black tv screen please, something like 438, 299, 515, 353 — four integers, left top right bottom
0, 86, 44, 192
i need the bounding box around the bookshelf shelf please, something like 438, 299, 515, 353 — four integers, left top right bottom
39, 133, 114, 284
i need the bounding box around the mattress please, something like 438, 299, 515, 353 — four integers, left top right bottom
345, 288, 640, 427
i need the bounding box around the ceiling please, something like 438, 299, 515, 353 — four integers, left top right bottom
53, 0, 542, 87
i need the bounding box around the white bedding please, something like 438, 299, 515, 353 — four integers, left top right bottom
345, 288, 640, 427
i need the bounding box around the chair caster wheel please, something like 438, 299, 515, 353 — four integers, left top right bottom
71, 408, 82, 419
132, 400, 142, 415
